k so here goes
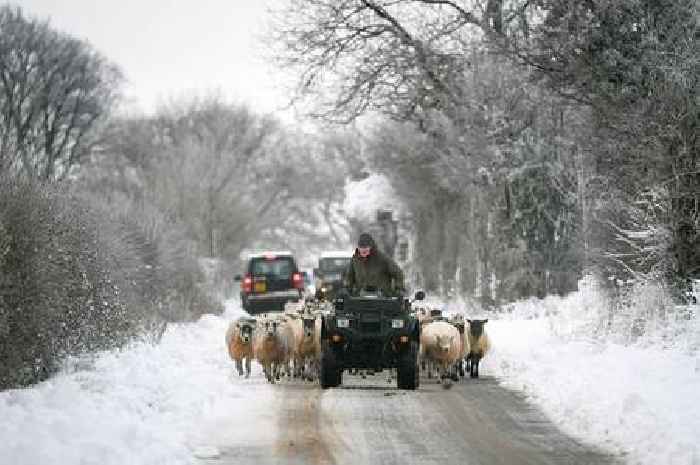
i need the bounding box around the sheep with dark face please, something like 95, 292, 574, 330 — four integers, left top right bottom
225, 317, 257, 378
466, 319, 490, 378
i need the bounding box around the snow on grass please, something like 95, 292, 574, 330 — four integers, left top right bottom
478, 292, 700, 465
0, 300, 276, 465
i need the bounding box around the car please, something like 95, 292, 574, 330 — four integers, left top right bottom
319, 289, 425, 390
314, 250, 353, 301
235, 251, 304, 315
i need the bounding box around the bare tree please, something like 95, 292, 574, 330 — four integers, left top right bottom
0, 5, 122, 180
274, 0, 699, 300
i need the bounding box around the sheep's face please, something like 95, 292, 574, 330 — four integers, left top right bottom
238, 323, 254, 343
467, 319, 488, 338
302, 317, 315, 340
435, 335, 453, 353
263, 320, 280, 338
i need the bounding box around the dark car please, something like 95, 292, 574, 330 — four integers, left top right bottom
319, 289, 424, 390
314, 251, 353, 301
235, 251, 304, 314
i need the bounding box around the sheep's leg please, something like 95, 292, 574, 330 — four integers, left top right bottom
310, 359, 319, 381
235, 359, 244, 376
458, 359, 465, 377
441, 364, 452, 387
474, 356, 480, 378
305, 357, 314, 382
245, 357, 251, 378
299, 357, 306, 380
450, 363, 460, 382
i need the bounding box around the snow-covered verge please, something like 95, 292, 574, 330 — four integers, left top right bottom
0, 300, 276, 465
474, 286, 700, 465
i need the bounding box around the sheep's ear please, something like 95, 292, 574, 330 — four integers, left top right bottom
467, 319, 472, 324
483, 319, 488, 324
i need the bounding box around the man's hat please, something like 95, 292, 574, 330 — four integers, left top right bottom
357, 232, 374, 247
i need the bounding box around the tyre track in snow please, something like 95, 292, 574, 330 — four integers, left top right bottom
204, 374, 623, 465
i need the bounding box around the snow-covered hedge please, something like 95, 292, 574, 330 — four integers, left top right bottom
0, 180, 222, 389
499, 274, 699, 352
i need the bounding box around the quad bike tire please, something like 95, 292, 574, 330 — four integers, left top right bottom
320, 341, 342, 388
396, 341, 419, 390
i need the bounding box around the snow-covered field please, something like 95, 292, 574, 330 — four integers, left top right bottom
1, 293, 698, 465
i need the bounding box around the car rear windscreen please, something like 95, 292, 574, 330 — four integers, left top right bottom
320, 257, 351, 272
250, 257, 294, 278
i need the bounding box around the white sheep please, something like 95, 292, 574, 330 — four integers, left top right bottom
420, 320, 462, 388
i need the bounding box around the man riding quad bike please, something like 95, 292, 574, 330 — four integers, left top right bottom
346, 232, 405, 297
319, 233, 423, 390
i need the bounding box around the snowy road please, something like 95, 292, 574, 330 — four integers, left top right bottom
204, 374, 620, 465
4, 297, 696, 465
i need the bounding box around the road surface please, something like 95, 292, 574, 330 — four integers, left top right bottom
199, 373, 623, 465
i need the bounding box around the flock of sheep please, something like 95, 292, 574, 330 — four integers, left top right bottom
415, 308, 491, 388
225, 301, 491, 388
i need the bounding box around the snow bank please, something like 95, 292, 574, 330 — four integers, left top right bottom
481, 286, 700, 465
0, 300, 276, 465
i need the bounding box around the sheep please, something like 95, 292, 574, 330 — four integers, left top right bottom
253, 315, 289, 383
466, 319, 490, 378
298, 312, 322, 381
449, 314, 470, 379
224, 317, 257, 378
420, 320, 462, 388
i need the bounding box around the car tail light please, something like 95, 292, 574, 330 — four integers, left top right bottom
292, 272, 304, 290
242, 274, 253, 293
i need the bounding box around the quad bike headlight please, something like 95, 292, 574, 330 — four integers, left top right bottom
337, 318, 350, 328
391, 319, 405, 328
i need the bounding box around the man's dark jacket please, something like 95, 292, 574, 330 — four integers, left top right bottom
345, 238, 405, 295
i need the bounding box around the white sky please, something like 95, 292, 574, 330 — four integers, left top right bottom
17, 0, 292, 117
